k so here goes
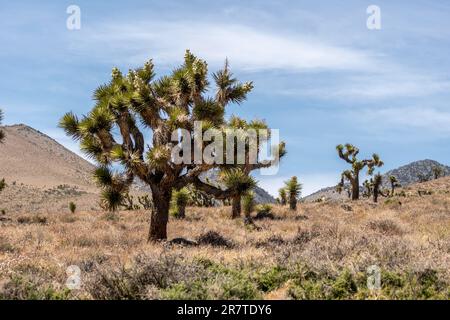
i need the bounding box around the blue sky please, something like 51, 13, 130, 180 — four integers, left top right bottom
1, 0, 450, 196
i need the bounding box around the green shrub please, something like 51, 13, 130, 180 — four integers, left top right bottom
69, 202, 77, 214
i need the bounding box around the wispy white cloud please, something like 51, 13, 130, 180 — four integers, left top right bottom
71, 21, 374, 72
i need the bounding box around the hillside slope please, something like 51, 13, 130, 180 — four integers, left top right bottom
0, 124, 96, 189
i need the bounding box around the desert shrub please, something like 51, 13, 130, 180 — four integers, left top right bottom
254, 266, 289, 292
330, 269, 358, 299
0, 237, 16, 253
254, 204, 275, 220
292, 228, 320, 246
197, 231, 234, 248
88, 253, 205, 300
69, 202, 77, 214
368, 219, 403, 236
255, 235, 287, 248
160, 281, 209, 300
17, 215, 47, 225
0, 276, 71, 300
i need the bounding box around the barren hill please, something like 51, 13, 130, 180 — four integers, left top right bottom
0, 124, 96, 190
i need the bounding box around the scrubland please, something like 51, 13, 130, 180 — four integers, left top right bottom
0, 178, 449, 300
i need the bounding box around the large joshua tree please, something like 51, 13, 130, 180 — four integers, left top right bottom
60, 51, 284, 241
336, 144, 383, 200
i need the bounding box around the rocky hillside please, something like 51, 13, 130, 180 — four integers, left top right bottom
304, 159, 450, 202
381, 159, 450, 187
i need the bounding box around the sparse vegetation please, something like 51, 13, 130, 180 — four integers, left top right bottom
278, 188, 287, 206
336, 144, 383, 200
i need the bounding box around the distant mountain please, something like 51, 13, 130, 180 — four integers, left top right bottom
381, 159, 450, 187
303, 159, 450, 202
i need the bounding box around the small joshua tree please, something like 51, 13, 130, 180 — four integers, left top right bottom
278, 188, 287, 206
389, 176, 401, 196
0, 109, 6, 195
170, 188, 190, 219
69, 202, 77, 214
432, 166, 444, 180
0, 109, 5, 143
372, 173, 388, 203
242, 191, 256, 222
60, 52, 284, 241
220, 169, 256, 219
363, 179, 373, 198
336, 144, 383, 200
285, 176, 302, 211
0, 179, 6, 193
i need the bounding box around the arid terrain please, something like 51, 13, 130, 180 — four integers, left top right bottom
0, 176, 449, 299
0, 124, 449, 300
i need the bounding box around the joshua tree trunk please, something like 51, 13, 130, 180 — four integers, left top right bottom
178, 205, 186, 219
148, 188, 172, 241
289, 193, 297, 210
351, 175, 360, 200
231, 195, 241, 219
373, 188, 379, 203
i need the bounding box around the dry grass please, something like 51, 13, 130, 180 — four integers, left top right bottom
0, 179, 449, 300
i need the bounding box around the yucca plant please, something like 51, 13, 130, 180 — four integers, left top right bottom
69, 202, 77, 214
363, 179, 373, 198
372, 173, 388, 203
60, 52, 285, 241
171, 188, 190, 219
0, 110, 6, 195
389, 176, 401, 197
285, 176, 302, 210
0, 179, 6, 193
219, 168, 257, 218
242, 191, 256, 221
336, 144, 383, 200
278, 188, 287, 206
0, 109, 5, 143
432, 166, 444, 180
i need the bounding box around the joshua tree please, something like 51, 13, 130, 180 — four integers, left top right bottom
432, 166, 444, 180
69, 202, 77, 214
389, 176, 401, 196
278, 188, 287, 206
171, 188, 190, 219
218, 115, 286, 218
0, 109, 6, 195
372, 173, 388, 203
336, 144, 383, 200
0, 109, 5, 143
219, 168, 257, 218
242, 191, 256, 223
285, 176, 302, 210
0, 179, 5, 193
60, 51, 284, 241
363, 179, 373, 198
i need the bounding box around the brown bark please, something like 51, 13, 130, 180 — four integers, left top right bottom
289, 193, 297, 211
351, 175, 360, 200
231, 195, 241, 219
148, 188, 171, 242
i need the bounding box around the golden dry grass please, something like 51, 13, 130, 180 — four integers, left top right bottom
0, 178, 449, 300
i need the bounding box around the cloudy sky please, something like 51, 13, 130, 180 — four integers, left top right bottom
1, 0, 450, 196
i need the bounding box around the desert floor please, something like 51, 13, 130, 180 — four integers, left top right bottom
0, 178, 449, 300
